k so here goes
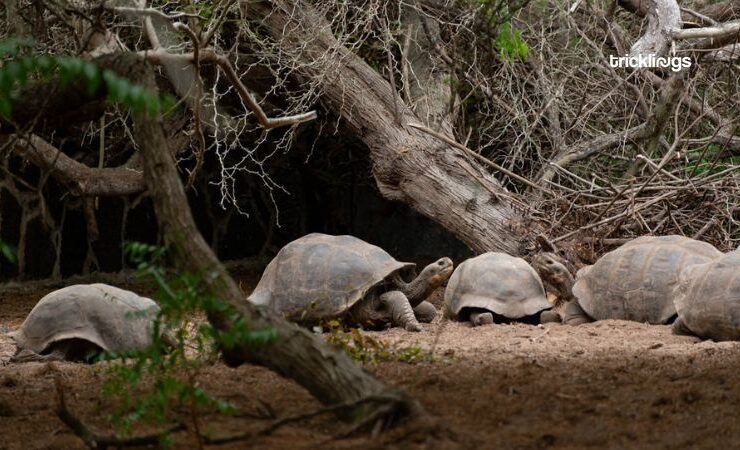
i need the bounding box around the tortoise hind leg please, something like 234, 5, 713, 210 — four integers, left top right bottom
413, 301, 437, 323
380, 291, 422, 332
10, 347, 66, 363
671, 317, 694, 336
10, 339, 100, 363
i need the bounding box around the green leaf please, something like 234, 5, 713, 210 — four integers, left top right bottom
496, 22, 529, 62
0, 98, 11, 119
3, 61, 26, 88
0, 37, 35, 57
82, 62, 101, 95
0, 241, 17, 264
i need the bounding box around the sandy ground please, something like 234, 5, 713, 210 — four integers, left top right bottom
1, 278, 740, 449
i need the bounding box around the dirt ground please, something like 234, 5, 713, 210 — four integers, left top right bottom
1, 273, 739, 449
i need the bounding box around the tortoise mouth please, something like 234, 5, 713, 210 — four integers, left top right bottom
431, 266, 454, 286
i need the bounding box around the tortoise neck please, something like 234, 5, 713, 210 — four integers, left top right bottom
554, 271, 576, 305
393, 272, 433, 306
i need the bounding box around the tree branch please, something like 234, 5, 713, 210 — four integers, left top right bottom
126, 54, 423, 426
141, 48, 317, 129
4, 134, 145, 197
629, 0, 681, 57
672, 19, 740, 39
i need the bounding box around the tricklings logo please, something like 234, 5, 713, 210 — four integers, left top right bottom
609, 54, 691, 72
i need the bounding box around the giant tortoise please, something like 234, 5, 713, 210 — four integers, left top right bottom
443, 252, 551, 326
672, 251, 740, 341
248, 233, 454, 331
8, 283, 161, 362
532, 235, 723, 325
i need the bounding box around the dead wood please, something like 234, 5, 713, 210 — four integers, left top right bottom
245, 0, 545, 255
126, 54, 425, 427
4, 135, 145, 197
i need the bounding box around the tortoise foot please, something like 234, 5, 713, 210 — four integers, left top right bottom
413, 301, 437, 323
470, 312, 494, 326
405, 322, 423, 332
540, 310, 561, 324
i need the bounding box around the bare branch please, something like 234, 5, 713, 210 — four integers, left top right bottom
629, 0, 681, 57
112, 6, 206, 21
141, 48, 317, 129
672, 19, 740, 39
5, 135, 145, 197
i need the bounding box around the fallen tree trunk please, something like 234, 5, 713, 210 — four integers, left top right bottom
247, 1, 544, 255
125, 55, 422, 425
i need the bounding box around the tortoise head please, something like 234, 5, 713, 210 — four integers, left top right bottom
531, 252, 575, 301
421, 257, 454, 288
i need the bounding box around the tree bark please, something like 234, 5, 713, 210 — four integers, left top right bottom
4, 135, 145, 197
124, 55, 421, 424
248, 1, 542, 255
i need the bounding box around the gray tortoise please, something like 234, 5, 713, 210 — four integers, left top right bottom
444, 252, 551, 326
9, 284, 160, 362
532, 235, 723, 325
248, 233, 454, 331
672, 251, 740, 341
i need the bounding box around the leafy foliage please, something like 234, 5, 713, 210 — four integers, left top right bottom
101, 242, 275, 442
686, 144, 740, 176
496, 22, 529, 61
0, 240, 17, 266
0, 38, 173, 119
475, 0, 533, 29
324, 320, 432, 364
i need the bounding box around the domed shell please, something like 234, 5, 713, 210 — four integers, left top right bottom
248, 233, 415, 320
674, 251, 740, 341
444, 252, 550, 320
9, 284, 160, 356
572, 235, 722, 323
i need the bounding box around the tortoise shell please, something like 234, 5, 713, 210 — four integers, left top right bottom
572, 235, 722, 323
674, 251, 740, 341
444, 252, 550, 320
9, 283, 159, 356
248, 233, 415, 321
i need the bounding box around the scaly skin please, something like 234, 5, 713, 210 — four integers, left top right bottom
352, 257, 454, 331
393, 257, 454, 305
531, 252, 592, 325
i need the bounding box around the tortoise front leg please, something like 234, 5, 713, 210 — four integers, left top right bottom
562, 301, 592, 325
539, 310, 562, 324
413, 301, 437, 323
380, 291, 422, 332
469, 311, 494, 326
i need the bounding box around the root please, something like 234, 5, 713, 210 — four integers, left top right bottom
202, 391, 426, 445
53, 368, 184, 449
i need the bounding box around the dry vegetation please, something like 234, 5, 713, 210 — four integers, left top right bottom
1, 0, 737, 277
